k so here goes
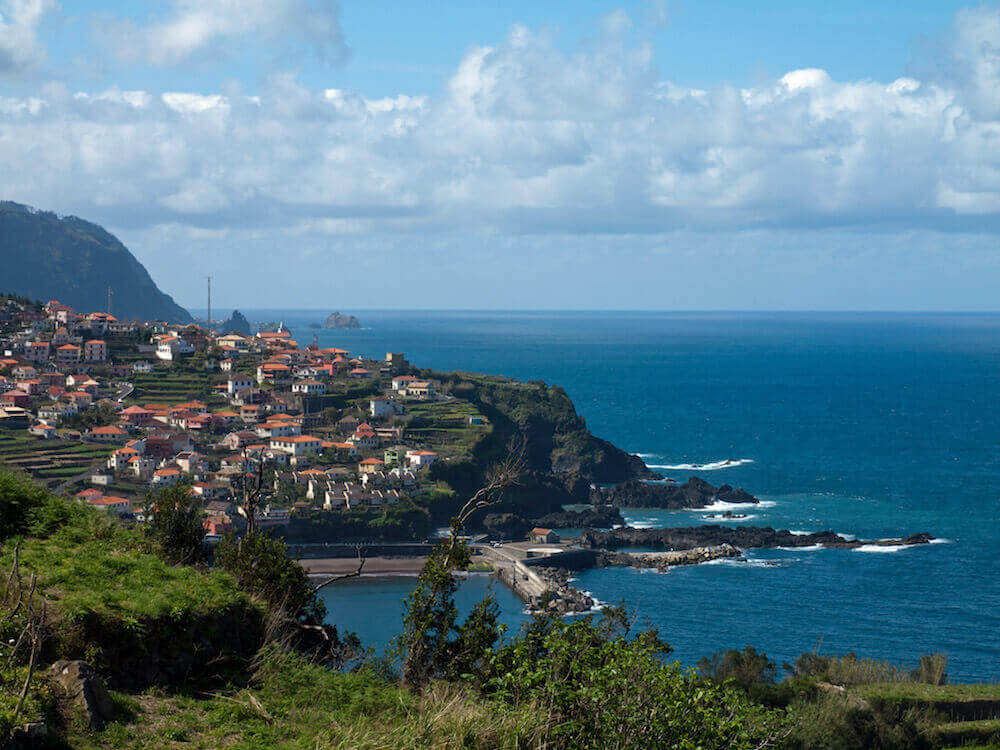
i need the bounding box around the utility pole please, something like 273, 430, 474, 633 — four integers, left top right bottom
206, 276, 212, 330
107, 286, 112, 316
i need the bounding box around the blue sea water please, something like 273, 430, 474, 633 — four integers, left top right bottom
238, 311, 1000, 681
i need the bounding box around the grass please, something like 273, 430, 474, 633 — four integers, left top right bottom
929, 719, 1000, 747
82, 646, 545, 749
854, 684, 1000, 703
6, 523, 247, 622
0, 665, 56, 738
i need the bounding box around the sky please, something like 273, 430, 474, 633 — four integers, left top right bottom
1, 0, 999, 311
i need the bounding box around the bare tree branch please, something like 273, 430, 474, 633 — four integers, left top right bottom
311, 545, 367, 593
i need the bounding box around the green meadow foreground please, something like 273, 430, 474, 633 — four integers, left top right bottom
2, 470, 999, 749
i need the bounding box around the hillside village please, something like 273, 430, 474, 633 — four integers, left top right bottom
0, 295, 491, 542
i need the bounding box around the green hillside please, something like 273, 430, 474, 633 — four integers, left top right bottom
0, 201, 191, 323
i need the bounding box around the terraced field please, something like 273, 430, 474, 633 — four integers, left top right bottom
129, 371, 224, 404
401, 399, 491, 461
0, 431, 111, 486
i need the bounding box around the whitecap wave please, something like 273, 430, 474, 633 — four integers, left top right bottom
789, 529, 813, 536
776, 543, 826, 551
929, 538, 951, 545
855, 544, 910, 553
699, 499, 776, 512
636, 453, 660, 459
703, 557, 774, 568
626, 520, 661, 529
649, 458, 755, 471
702, 513, 758, 523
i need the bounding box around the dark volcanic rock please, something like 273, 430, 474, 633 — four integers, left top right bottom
219, 309, 251, 335
532, 505, 624, 529
483, 512, 530, 540
579, 526, 934, 551
325, 312, 360, 329
594, 476, 758, 509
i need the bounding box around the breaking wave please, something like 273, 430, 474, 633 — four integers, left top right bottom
701, 513, 759, 522
856, 544, 911, 553
699, 499, 776, 512
648, 458, 755, 471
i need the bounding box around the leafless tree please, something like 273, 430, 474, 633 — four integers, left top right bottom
2, 543, 47, 721
445, 442, 525, 561
311, 545, 368, 593
237, 446, 267, 539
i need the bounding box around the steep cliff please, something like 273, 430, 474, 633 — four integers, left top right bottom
0, 201, 191, 322
425, 371, 657, 519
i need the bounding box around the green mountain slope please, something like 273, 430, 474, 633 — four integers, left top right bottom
0, 201, 191, 322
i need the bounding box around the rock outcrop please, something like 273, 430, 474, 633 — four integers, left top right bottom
531, 505, 624, 529
49, 660, 116, 729
219, 309, 251, 335
579, 526, 933, 551
599, 544, 742, 570
324, 312, 360, 329
482, 512, 530, 540
594, 477, 758, 509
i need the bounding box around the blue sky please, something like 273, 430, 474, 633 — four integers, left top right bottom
1, 0, 999, 310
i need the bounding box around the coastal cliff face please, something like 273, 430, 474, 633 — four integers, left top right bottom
425, 371, 657, 519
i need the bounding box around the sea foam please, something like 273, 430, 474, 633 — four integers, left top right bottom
649, 458, 755, 471
699, 499, 776, 512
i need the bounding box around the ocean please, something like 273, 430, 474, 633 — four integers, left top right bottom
236, 310, 1000, 682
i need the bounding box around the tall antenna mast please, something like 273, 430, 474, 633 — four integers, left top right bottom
206, 276, 212, 329
107, 286, 112, 316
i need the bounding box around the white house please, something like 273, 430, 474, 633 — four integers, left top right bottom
406, 450, 438, 468
227, 375, 254, 395
270, 435, 322, 456
152, 467, 181, 485
155, 336, 194, 361
89, 496, 130, 514
132, 361, 154, 374
370, 398, 398, 419
291, 379, 326, 395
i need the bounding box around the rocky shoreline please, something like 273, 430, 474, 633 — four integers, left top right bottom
531, 505, 624, 529
596, 544, 742, 570
579, 525, 934, 551
592, 477, 758, 509
530, 567, 596, 614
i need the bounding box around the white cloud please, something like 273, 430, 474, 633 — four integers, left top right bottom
0, 0, 55, 75
94, 0, 348, 67
0, 5, 998, 246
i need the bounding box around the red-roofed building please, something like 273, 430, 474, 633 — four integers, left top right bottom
152, 467, 181, 485
87, 425, 127, 443
55, 344, 80, 365
270, 435, 322, 456
89, 496, 130, 514
84, 339, 108, 361
121, 405, 153, 426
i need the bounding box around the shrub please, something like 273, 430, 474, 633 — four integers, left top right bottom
782, 692, 933, 750
146, 484, 205, 566
0, 469, 90, 542
698, 645, 777, 689
215, 532, 324, 624
484, 609, 783, 749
